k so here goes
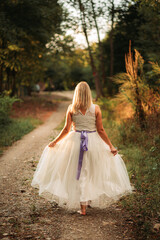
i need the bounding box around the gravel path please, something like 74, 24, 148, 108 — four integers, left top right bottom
0, 93, 135, 240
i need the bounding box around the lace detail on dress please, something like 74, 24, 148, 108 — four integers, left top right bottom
86, 111, 94, 116
72, 104, 96, 131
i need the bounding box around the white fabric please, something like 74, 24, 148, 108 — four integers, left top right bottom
31, 104, 132, 209
72, 104, 96, 131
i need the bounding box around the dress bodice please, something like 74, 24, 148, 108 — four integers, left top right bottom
72, 104, 96, 131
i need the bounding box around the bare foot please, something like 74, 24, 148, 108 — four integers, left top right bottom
78, 204, 86, 215
77, 210, 86, 216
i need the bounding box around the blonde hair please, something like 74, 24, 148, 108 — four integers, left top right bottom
71, 82, 92, 113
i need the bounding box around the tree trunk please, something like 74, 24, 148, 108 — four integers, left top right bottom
6, 68, 10, 91
90, 0, 105, 91
110, 30, 114, 77
78, 0, 103, 98
90, 0, 101, 43
83, 24, 102, 98
10, 70, 16, 97
0, 64, 3, 94
0, 39, 5, 94
110, 0, 114, 78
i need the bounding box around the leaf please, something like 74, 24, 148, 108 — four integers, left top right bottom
8, 45, 20, 51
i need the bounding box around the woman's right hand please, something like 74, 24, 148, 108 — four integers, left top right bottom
48, 141, 56, 148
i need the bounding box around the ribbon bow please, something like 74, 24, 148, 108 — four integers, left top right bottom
76, 131, 88, 180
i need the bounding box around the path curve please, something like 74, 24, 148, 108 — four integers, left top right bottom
0, 101, 69, 174
0, 93, 135, 240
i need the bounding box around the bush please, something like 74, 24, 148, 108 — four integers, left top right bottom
99, 98, 160, 239
96, 97, 117, 121
0, 118, 41, 154
0, 96, 19, 125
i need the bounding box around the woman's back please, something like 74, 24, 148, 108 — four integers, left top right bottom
72, 103, 96, 131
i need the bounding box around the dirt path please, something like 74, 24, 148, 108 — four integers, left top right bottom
0, 93, 135, 240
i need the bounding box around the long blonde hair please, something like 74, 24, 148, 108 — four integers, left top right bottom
71, 82, 92, 113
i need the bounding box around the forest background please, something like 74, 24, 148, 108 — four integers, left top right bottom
0, 0, 160, 239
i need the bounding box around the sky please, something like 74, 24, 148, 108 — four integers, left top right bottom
66, 23, 108, 48
60, 0, 122, 48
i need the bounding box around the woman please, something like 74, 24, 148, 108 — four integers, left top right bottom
31, 81, 132, 215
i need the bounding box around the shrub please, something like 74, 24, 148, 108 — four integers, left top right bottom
0, 117, 41, 155
0, 96, 19, 125
99, 98, 160, 239
111, 119, 159, 238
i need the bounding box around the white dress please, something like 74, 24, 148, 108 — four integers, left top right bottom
31, 104, 132, 209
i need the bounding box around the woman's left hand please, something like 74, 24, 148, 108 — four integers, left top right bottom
48, 141, 56, 148
110, 146, 118, 156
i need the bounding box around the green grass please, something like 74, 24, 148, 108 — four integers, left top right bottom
0, 118, 41, 154
91, 90, 96, 99
100, 100, 160, 239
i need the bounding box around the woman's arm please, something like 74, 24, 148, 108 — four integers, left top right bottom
95, 105, 117, 156
48, 106, 72, 147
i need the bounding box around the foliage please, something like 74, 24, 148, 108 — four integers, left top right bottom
96, 97, 117, 121
0, 118, 41, 154
99, 0, 160, 95
1, 0, 160, 96
118, 119, 160, 239
149, 61, 160, 76
64, 0, 106, 98
100, 99, 160, 239
0, 95, 19, 125
146, 61, 160, 91
44, 47, 94, 90
0, 0, 63, 96
113, 45, 160, 129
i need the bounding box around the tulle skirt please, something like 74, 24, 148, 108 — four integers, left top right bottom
31, 131, 132, 209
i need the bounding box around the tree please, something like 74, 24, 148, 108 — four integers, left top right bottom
108, 0, 115, 78
90, 0, 106, 87
43, 35, 93, 91
0, 0, 63, 95
99, 0, 160, 97
64, 0, 104, 98
112, 0, 160, 72
78, 0, 103, 98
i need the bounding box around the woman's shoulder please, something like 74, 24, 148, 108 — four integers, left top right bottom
92, 104, 101, 110
67, 104, 73, 115
93, 104, 101, 116
67, 104, 72, 110
88, 103, 101, 115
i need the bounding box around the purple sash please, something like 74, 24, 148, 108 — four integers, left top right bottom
76, 130, 96, 180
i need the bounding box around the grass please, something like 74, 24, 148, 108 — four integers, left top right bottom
0, 118, 41, 154
100, 99, 160, 239
0, 93, 59, 155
